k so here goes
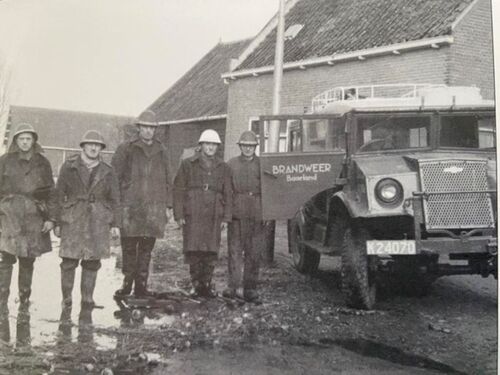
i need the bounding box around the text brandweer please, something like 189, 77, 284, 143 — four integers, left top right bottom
272, 163, 332, 175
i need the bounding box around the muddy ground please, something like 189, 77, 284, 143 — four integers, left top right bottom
0, 222, 497, 374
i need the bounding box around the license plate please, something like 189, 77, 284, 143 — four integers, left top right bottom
366, 240, 417, 255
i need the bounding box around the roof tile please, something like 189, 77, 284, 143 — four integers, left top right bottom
237, 0, 473, 71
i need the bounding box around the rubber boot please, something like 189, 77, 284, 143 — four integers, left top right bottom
57, 305, 72, 345
134, 251, 153, 297
81, 269, 99, 308
0, 311, 9, 344
0, 263, 12, 307
0, 264, 12, 344
16, 303, 31, 348
114, 276, 133, 297
78, 305, 94, 344
116, 237, 137, 297
200, 264, 216, 298
61, 268, 75, 307
18, 259, 34, 305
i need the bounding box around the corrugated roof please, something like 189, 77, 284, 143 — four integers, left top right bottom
236, 0, 473, 71
148, 39, 250, 123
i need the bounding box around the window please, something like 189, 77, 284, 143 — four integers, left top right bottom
357, 115, 430, 152
440, 115, 496, 149
302, 119, 345, 152
284, 24, 303, 40
249, 118, 287, 154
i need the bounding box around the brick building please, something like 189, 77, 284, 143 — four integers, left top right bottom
222, 0, 494, 159
145, 39, 250, 173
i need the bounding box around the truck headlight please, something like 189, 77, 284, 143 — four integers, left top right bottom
375, 178, 403, 205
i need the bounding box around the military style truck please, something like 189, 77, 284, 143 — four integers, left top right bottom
258, 84, 497, 309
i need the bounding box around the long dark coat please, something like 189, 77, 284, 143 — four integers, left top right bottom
56, 155, 121, 260
173, 154, 232, 259
112, 137, 172, 238
0, 143, 57, 258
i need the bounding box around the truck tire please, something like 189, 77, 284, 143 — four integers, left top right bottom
289, 220, 320, 274
341, 223, 377, 310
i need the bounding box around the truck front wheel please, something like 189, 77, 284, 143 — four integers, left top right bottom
289, 220, 320, 274
341, 223, 377, 310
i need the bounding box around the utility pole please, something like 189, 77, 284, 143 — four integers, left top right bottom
268, 0, 285, 152
263, 0, 285, 264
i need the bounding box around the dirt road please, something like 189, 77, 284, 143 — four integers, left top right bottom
0, 222, 496, 374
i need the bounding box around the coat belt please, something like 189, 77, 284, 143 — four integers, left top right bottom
235, 191, 260, 196
188, 184, 222, 193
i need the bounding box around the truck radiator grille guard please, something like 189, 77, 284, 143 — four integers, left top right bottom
418, 160, 495, 230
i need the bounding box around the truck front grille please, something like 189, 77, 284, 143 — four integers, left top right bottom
418, 160, 495, 230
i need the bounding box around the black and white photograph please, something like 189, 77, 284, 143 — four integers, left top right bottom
0, 0, 497, 374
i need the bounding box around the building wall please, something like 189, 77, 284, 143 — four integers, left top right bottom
225, 48, 449, 159
448, 0, 494, 99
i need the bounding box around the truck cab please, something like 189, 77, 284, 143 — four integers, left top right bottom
259, 84, 497, 309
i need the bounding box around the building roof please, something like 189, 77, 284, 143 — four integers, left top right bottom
235, 0, 474, 71
147, 39, 250, 124
7, 105, 132, 151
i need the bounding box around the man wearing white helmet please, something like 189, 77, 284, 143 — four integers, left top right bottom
173, 129, 232, 297
0, 123, 57, 341
55, 130, 121, 309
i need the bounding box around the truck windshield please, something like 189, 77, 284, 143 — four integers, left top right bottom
440, 114, 496, 149
357, 115, 430, 152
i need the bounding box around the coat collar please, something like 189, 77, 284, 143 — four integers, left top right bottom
129, 136, 164, 156
238, 154, 259, 163
69, 155, 111, 192
188, 152, 224, 168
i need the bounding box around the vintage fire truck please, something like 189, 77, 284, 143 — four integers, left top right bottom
258, 84, 497, 309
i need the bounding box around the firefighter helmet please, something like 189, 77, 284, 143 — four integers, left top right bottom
198, 129, 221, 144
237, 130, 258, 146
136, 109, 159, 126
80, 130, 106, 149
13, 123, 38, 142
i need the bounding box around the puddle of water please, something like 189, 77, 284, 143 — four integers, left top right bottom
3, 242, 177, 351
325, 338, 466, 374
144, 314, 176, 328
5, 249, 122, 347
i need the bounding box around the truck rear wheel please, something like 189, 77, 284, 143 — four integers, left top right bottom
341, 223, 377, 310
289, 220, 320, 274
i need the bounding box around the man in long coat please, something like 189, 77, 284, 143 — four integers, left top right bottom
112, 110, 172, 297
174, 129, 232, 297
55, 130, 121, 308
224, 131, 264, 302
0, 123, 57, 310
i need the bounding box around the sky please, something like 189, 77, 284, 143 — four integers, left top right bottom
1, 1, 499, 117
0, 0, 277, 116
